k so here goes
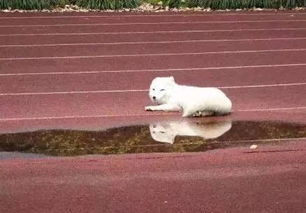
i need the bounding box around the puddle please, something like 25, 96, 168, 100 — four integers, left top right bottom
0, 120, 305, 156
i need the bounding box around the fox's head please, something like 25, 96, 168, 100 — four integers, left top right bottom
149, 76, 176, 104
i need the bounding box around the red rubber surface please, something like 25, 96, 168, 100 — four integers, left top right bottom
1, 29, 306, 45
1, 142, 305, 213
2, 39, 306, 58
0, 11, 306, 213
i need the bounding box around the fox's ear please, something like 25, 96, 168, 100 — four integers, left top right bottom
169, 76, 175, 82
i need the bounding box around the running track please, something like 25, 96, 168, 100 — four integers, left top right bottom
0, 11, 306, 213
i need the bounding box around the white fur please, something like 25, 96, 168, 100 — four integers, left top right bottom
150, 120, 232, 144
145, 76, 232, 117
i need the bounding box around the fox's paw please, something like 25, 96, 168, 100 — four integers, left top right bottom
192, 111, 202, 117
145, 106, 154, 111
194, 111, 215, 117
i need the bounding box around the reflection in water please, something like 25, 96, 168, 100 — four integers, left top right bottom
0, 120, 305, 156
150, 120, 232, 144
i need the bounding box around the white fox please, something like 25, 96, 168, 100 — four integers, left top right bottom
145, 76, 232, 117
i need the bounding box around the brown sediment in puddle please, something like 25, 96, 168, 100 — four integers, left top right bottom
0, 120, 305, 156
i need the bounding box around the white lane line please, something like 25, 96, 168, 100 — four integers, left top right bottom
1, 12, 306, 19
1, 37, 306, 48
1, 19, 306, 28
1, 48, 306, 61
1, 63, 306, 77
0, 106, 305, 122
1, 27, 306, 37
237, 106, 306, 112
0, 89, 147, 96
0, 82, 305, 96
221, 82, 306, 89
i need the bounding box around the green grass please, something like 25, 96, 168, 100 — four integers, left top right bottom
75, 0, 140, 10
153, 0, 306, 8
162, 0, 183, 7
186, 0, 306, 9
0, 0, 70, 10
0, 0, 140, 10
0, 0, 305, 10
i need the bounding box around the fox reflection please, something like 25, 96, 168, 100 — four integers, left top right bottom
149, 120, 232, 144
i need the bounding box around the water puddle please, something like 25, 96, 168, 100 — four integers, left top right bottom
0, 120, 305, 157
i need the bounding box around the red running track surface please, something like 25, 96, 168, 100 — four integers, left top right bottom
0, 10, 305, 213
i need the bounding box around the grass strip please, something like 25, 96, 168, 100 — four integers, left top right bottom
0, 0, 305, 10
75, 0, 140, 10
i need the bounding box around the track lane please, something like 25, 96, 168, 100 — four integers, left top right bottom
2, 21, 306, 34
0, 65, 305, 94
1, 49, 306, 74
0, 85, 305, 119
1, 29, 306, 45
1, 19, 306, 28
2, 38, 306, 58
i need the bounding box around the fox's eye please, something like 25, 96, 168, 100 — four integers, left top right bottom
160, 89, 165, 91
152, 88, 155, 91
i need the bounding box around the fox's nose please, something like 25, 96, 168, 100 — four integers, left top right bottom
152, 96, 156, 100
